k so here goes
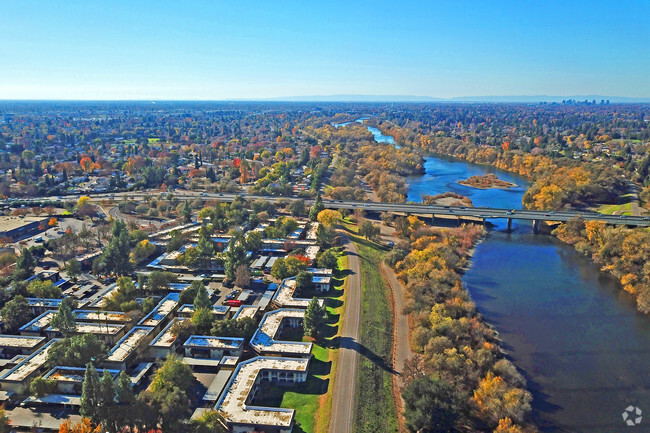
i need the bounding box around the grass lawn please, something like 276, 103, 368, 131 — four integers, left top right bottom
599, 202, 632, 215
254, 249, 349, 433
343, 220, 398, 433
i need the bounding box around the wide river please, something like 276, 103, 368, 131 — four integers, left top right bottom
361, 122, 650, 432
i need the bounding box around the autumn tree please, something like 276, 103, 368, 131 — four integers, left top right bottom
472, 372, 532, 427
317, 209, 342, 228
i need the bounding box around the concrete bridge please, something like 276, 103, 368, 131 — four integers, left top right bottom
7, 191, 650, 231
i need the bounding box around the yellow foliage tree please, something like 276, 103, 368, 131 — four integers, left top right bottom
493, 417, 525, 433
78, 196, 91, 208
58, 418, 102, 433
317, 209, 342, 228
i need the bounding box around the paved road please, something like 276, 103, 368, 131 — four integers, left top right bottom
381, 262, 413, 377
329, 236, 362, 433
12, 191, 650, 227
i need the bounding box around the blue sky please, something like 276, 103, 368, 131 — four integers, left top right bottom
0, 1, 648, 100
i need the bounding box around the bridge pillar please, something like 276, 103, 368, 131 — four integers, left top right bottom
532, 219, 541, 234
506, 218, 513, 232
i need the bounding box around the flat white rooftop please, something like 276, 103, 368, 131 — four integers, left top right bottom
184, 335, 244, 350
19, 311, 56, 332
73, 310, 131, 323
250, 309, 312, 356
138, 293, 179, 327
0, 335, 46, 349
215, 356, 309, 428
106, 326, 153, 363
0, 339, 58, 383
48, 322, 125, 336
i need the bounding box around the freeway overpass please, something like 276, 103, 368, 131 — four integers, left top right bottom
6, 190, 650, 231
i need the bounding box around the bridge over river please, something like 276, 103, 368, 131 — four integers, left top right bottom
8, 191, 650, 231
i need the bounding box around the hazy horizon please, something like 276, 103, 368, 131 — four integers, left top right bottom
1, 1, 648, 100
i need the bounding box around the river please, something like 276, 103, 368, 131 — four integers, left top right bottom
350, 119, 650, 432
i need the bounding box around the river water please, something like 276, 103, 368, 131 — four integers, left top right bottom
354, 120, 650, 432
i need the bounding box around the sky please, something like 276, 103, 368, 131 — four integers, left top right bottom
0, 0, 648, 100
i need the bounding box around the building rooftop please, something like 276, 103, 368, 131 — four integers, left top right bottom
177, 304, 229, 316
215, 356, 309, 428
73, 310, 131, 323
106, 326, 153, 363
26, 298, 62, 308
150, 318, 184, 348
44, 366, 119, 383
0, 339, 58, 382
19, 310, 57, 332
184, 335, 244, 350
0, 216, 47, 232
0, 334, 46, 349
250, 309, 312, 356
47, 322, 125, 336
232, 305, 259, 320
138, 293, 179, 327
272, 278, 310, 308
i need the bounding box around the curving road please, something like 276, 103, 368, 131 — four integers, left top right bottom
329, 236, 362, 433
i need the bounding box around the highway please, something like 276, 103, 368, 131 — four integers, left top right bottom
7, 190, 650, 227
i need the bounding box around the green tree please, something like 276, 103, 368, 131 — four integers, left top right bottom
27, 279, 62, 299
289, 199, 306, 217
316, 248, 339, 270
243, 231, 263, 251
210, 317, 257, 339
193, 284, 212, 310
147, 271, 176, 292
80, 363, 102, 424
285, 256, 308, 276
309, 193, 324, 221
47, 334, 108, 367
98, 369, 116, 430
150, 354, 195, 396
189, 409, 228, 433
182, 201, 192, 223
101, 219, 132, 275
13, 248, 36, 282
179, 280, 202, 305
359, 219, 380, 240
403, 376, 461, 433
1, 295, 32, 333
65, 258, 82, 281
316, 224, 336, 248
51, 297, 78, 337
29, 376, 57, 397
295, 271, 314, 292
224, 240, 247, 280
303, 297, 326, 338
192, 308, 214, 334
271, 257, 289, 280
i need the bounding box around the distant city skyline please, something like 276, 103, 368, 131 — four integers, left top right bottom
1, 1, 648, 100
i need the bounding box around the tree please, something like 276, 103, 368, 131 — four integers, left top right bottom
317, 209, 342, 228
234, 263, 250, 288
193, 284, 212, 310
58, 418, 102, 433
296, 271, 314, 292
101, 219, 132, 275
98, 369, 116, 429
30, 376, 57, 397
403, 376, 461, 433
271, 257, 289, 280
0, 405, 9, 433
147, 270, 176, 292
182, 200, 192, 223
47, 334, 108, 367
210, 317, 257, 339
309, 194, 324, 221
65, 258, 82, 281
80, 363, 102, 424
316, 248, 338, 270
303, 297, 326, 338
27, 279, 62, 299
224, 240, 247, 280
192, 308, 214, 334
289, 199, 306, 217
115, 371, 135, 405
51, 297, 78, 337
130, 239, 155, 264
316, 224, 336, 248
285, 255, 308, 276
1, 295, 31, 333
359, 219, 381, 241
13, 248, 36, 282
151, 354, 195, 396
243, 231, 263, 251
472, 372, 532, 427
80, 157, 97, 174
189, 410, 228, 433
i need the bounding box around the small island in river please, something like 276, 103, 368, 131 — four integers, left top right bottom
458, 173, 517, 190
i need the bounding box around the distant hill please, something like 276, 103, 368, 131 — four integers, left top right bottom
261, 94, 650, 103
